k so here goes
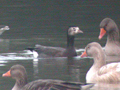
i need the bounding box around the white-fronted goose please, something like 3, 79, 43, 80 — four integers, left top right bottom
2, 64, 94, 90
0, 25, 10, 35
27, 27, 83, 58
98, 18, 120, 56
81, 42, 120, 83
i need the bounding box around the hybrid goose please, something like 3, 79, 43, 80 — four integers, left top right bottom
27, 27, 83, 58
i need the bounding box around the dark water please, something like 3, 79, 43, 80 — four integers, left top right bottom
0, 0, 120, 90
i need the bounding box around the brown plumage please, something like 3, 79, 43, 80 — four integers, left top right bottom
98, 18, 120, 56
81, 42, 120, 83
2, 64, 94, 90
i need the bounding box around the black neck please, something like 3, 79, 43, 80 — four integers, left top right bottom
67, 34, 75, 47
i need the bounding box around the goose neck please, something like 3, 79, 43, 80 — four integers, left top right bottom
67, 34, 75, 47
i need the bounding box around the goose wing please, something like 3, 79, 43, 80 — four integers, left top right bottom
21, 79, 93, 90
35, 44, 66, 57
97, 63, 120, 83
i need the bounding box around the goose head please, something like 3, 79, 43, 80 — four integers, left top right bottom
81, 42, 106, 61
68, 27, 83, 36
2, 64, 27, 83
99, 18, 118, 39
81, 42, 103, 58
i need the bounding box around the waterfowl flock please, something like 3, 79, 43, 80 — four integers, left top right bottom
2, 17, 120, 90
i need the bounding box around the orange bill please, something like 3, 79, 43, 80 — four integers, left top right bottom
81, 51, 87, 58
98, 28, 106, 40
2, 70, 11, 77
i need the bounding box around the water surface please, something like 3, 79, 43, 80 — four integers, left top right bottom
0, 0, 120, 90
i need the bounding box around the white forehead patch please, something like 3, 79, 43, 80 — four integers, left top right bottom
68, 27, 81, 36
75, 27, 80, 33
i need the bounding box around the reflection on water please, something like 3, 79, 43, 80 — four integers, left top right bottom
33, 58, 39, 79
0, 39, 10, 53
91, 83, 120, 90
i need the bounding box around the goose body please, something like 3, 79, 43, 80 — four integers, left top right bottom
81, 42, 120, 83
98, 18, 120, 56
28, 27, 83, 58
2, 64, 94, 90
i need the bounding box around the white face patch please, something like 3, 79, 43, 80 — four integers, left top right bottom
75, 27, 80, 33
68, 27, 80, 36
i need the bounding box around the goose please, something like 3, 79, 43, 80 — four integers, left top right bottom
0, 25, 10, 35
27, 27, 83, 58
2, 64, 94, 90
81, 42, 120, 83
98, 18, 120, 56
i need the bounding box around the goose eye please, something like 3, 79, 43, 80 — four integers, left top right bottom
73, 28, 76, 31
87, 46, 90, 49
105, 24, 107, 27
11, 68, 15, 71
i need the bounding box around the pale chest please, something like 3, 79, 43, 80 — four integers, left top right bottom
86, 67, 97, 83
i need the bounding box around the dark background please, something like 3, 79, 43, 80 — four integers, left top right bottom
0, 0, 120, 39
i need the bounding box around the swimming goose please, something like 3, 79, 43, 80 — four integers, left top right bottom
27, 27, 83, 58
81, 42, 120, 83
2, 64, 94, 90
0, 25, 10, 35
98, 18, 120, 56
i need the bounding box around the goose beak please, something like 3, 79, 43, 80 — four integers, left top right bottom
98, 28, 106, 40
2, 70, 11, 77
81, 51, 87, 58
78, 29, 83, 33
